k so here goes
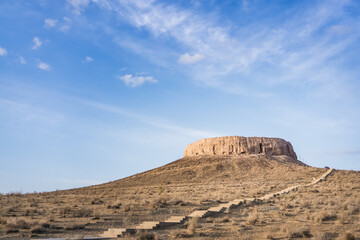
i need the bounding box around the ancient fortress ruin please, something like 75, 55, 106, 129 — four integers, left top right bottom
184, 136, 297, 159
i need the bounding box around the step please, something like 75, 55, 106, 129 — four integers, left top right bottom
188, 210, 208, 218
159, 216, 187, 227
208, 206, 226, 213
99, 228, 127, 238
164, 216, 187, 223
135, 221, 160, 230
244, 198, 255, 204
231, 199, 244, 205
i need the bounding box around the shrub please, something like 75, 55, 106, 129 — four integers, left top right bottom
318, 212, 337, 222
246, 213, 259, 225
30, 226, 45, 234
137, 231, 159, 240
316, 231, 337, 240
0, 217, 7, 224
151, 197, 168, 209
349, 205, 359, 215
288, 227, 312, 238
262, 233, 274, 239
6, 219, 29, 229
65, 224, 85, 230
59, 206, 72, 217
107, 201, 121, 209
341, 232, 355, 240
72, 208, 93, 217
157, 186, 165, 194
187, 217, 198, 235
91, 198, 104, 205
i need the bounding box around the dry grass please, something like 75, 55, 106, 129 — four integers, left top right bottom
0, 155, 358, 239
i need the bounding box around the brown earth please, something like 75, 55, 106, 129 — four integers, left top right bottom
0, 138, 359, 239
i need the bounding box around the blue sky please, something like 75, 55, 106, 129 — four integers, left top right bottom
0, 0, 359, 193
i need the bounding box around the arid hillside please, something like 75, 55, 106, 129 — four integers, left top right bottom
0, 137, 358, 239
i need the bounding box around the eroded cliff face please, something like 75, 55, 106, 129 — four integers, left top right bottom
184, 136, 297, 159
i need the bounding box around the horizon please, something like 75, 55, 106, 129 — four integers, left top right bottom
1, 0, 360, 194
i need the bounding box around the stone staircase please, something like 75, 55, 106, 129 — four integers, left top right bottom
99, 168, 334, 238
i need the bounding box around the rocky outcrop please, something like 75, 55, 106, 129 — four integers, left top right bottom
184, 136, 297, 159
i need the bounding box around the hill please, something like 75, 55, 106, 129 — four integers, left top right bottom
0, 136, 358, 239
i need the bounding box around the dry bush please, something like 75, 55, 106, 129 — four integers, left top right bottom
187, 217, 198, 235
30, 225, 45, 234
136, 231, 159, 240
169, 230, 191, 239
317, 211, 338, 222
157, 186, 165, 194
59, 206, 72, 217
65, 224, 85, 230
246, 210, 260, 225
348, 205, 359, 215
301, 201, 312, 209
287, 227, 312, 238
72, 207, 93, 217
24, 207, 39, 216
151, 196, 168, 209
91, 198, 104, 205
338, 212, 351, 224
341, 232, 355, 240
0, 216, 7, 224
4, 219, 30, 233
116, 204, 132, 213
262, 232, 275, 239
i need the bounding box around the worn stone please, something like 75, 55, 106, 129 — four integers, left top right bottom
184, 136, 297, 159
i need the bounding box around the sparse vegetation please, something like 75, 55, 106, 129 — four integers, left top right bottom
0, 156, 358, 239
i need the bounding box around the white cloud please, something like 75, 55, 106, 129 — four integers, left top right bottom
32, 37, 42, 50
80, 99, 219, 138
44, 17, 70, 32
59, 25, 70, 32
0, 46, 7, 56
19, 56, 26, 64
84, 56, 93, 62
44, 18, 58, 28
71, 1, 359, 99
67, 0, 90, 14
38, 62, 50, 71
117, 74, 157, 87
178, 53, 204, 64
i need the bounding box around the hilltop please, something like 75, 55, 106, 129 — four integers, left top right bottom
0, 137, 359, 239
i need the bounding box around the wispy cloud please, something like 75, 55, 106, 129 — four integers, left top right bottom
0, 46, 7, 56
67, 0, 90, 14
83, 56, 93, 62
19, 56, 26, 64
38, 62, 50, 70
43, 17, 71, 32
32, 37, 42, 50
178, 53, 204, 64
80, 99, 220, 138
44, 18, 58, 28
85, 0, 359, 98
117, 74, 157, 87
0, 98, 63, 125
60, 17, 71, 32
